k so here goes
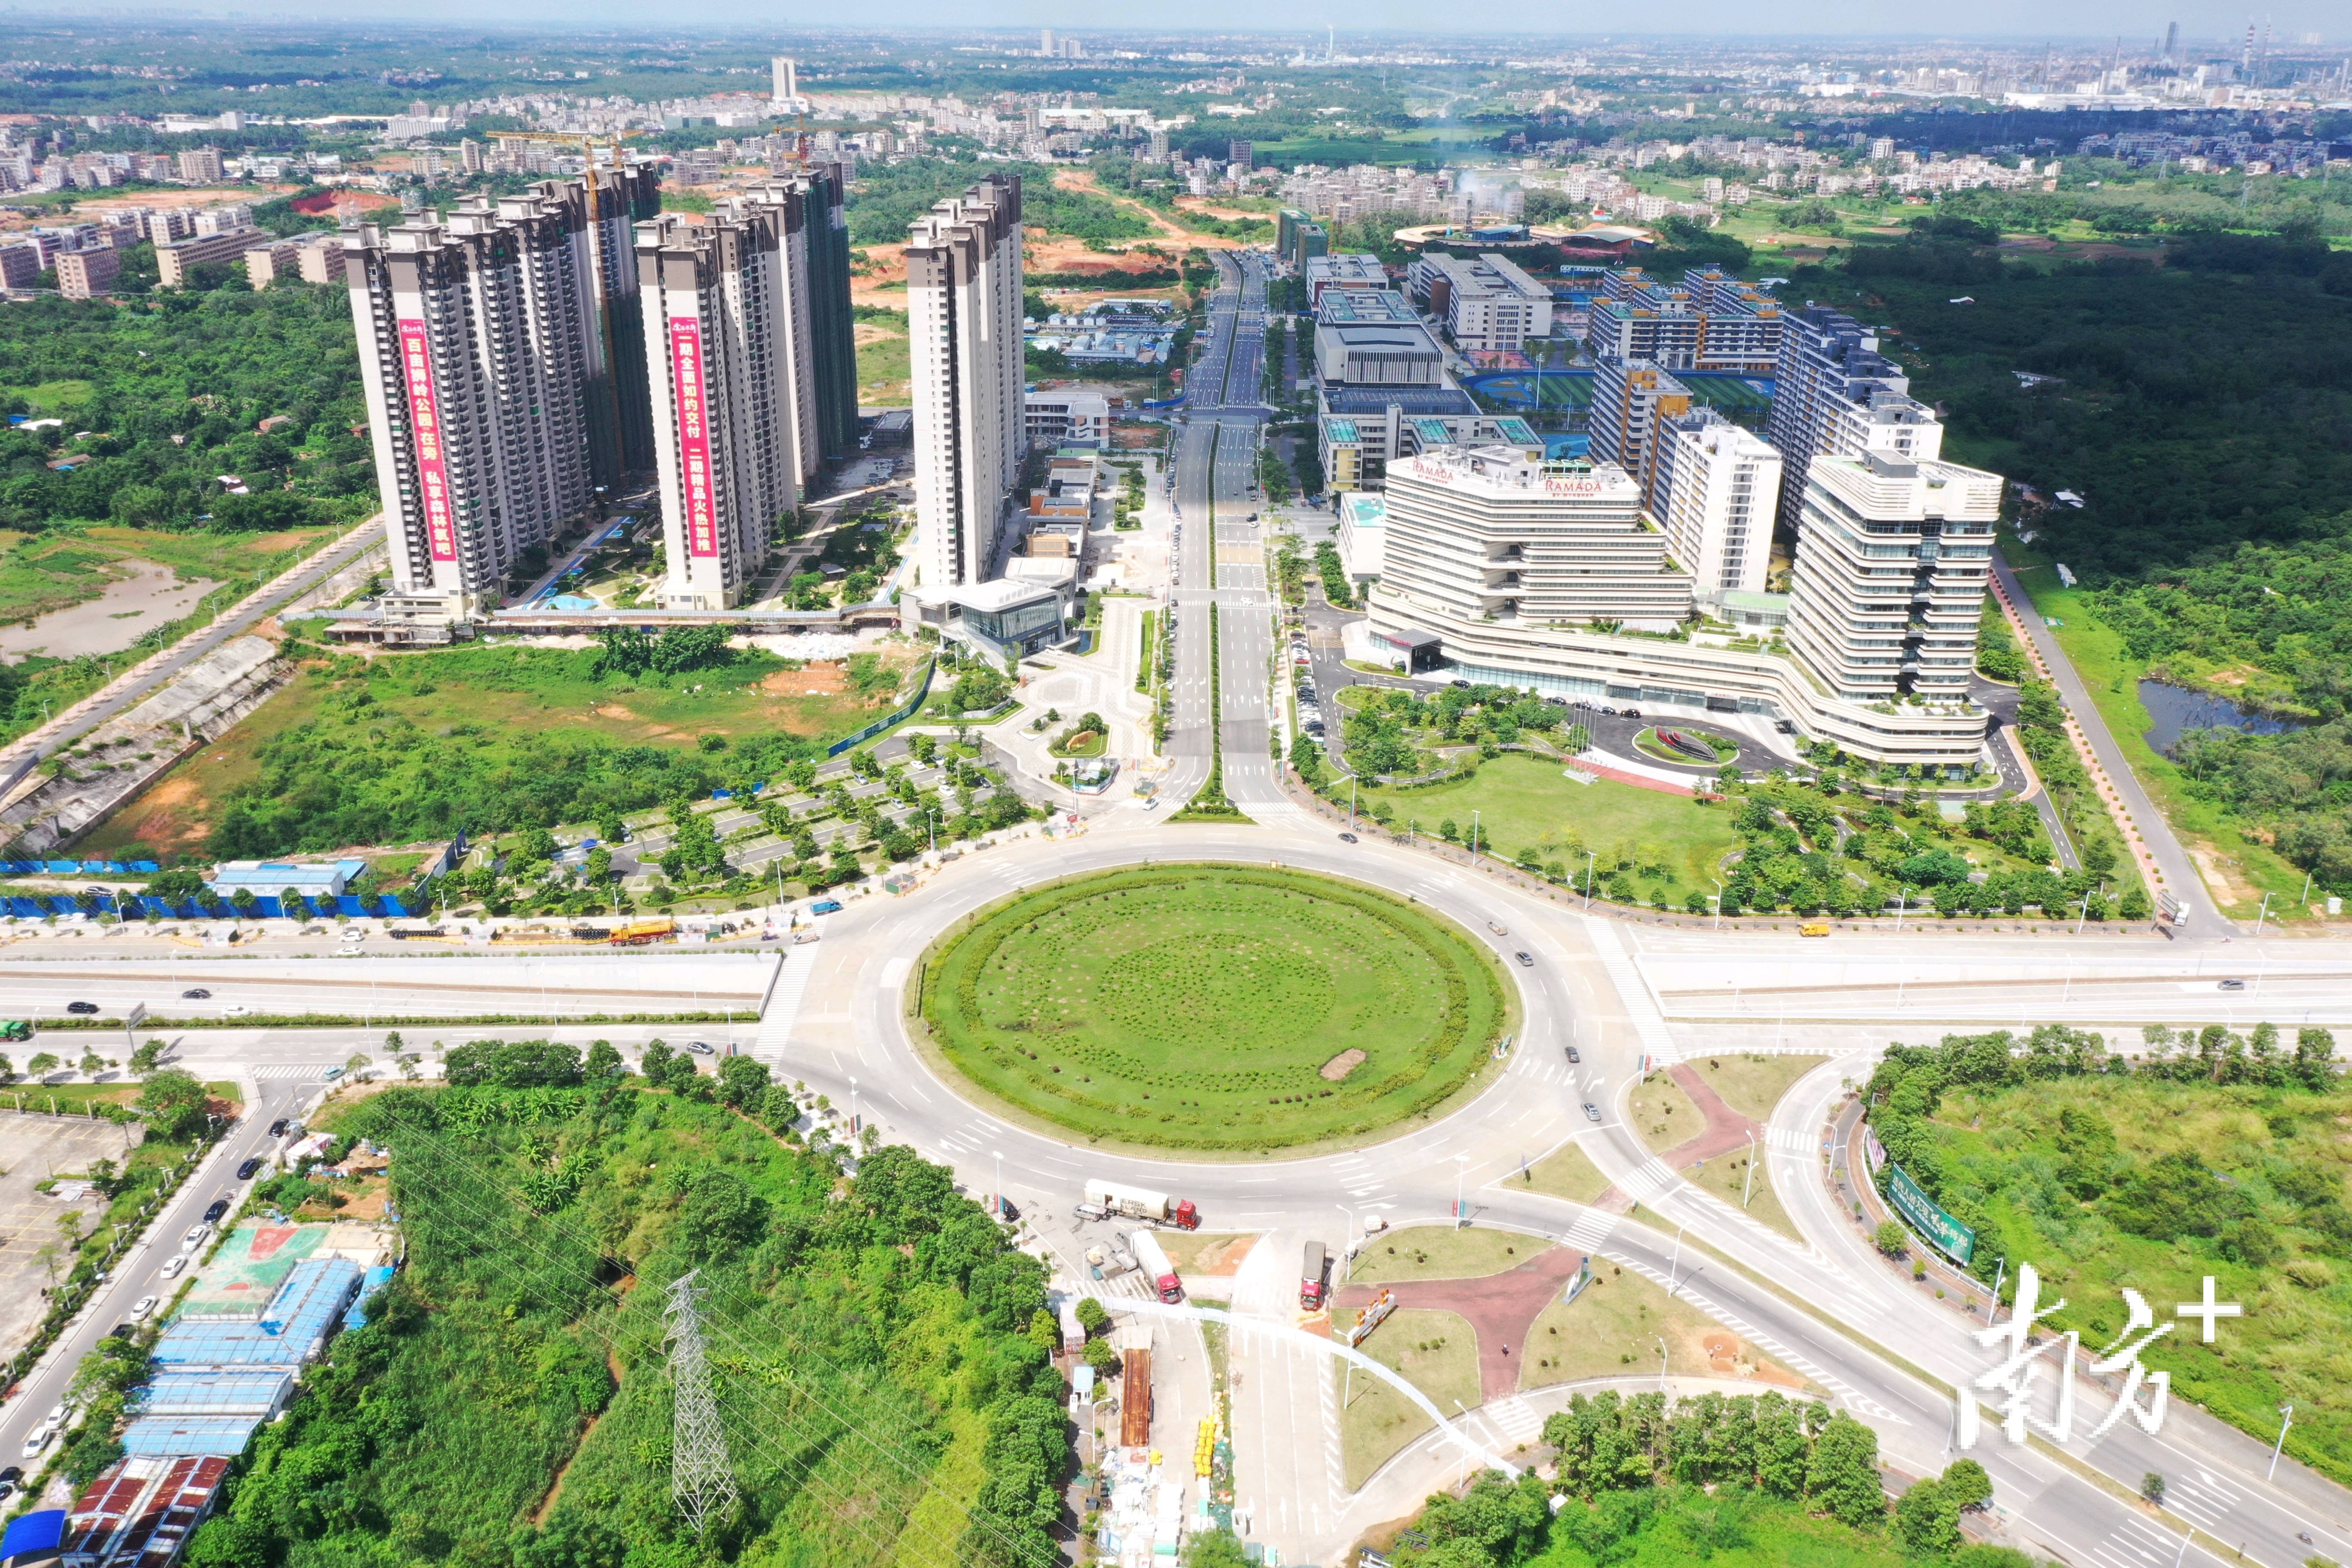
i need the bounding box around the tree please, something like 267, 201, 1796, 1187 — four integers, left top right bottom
78, 1049, 107, 1078
1872, 1220, 1909, 1256
717, 1054, 771, 1109
27, 1051, 59, 1080
1896, 1476, 1962, 1556
128, 1038, 166, 1075
1806, 1412, 1886, 1528
1082, 1336, 1120, 1377
1180, 1529, 1250, 1568
2140, 1472, 2166, 1505
674, 1169, 767, 1263
584, 1040, 623, 1078
639, 1040, 674, 1084
136, 1069, 209, 1141
1074, 1296, 1109, 1337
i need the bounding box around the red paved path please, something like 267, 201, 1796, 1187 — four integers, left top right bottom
1657, 1063, 1764, 1167
1332, 1244, 1587, 1403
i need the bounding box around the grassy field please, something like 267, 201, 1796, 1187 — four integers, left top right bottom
1346, 1225, 1552, 1285
854, 309, 911, 407
1520, 1262, 1810, 1395
1632, 1073, 1707, 1154
77, 640, 912, 861
919, 865, 1513, 1155
1338, 1306, 1480, 1489
1691, 1054, 1830, 1123
2006, 553, 2316, 921
1683, 1148, 1803, 1246
1359, 755, 1741, 900
1525, 1142, 1614, 1206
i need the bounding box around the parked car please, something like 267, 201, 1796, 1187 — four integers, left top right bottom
202, 1199, 229, 1224
236, 1157, 263, 1180
66, 1000, 99, 1015
159, 1255, 188, 1280
181, 1225, 208, 1250
20, 1430, 50, 1461
130, 1296, 157, 1320
180, 988, 211, 1000
1450, 680, 1471, 689
267, 1118, 291, 1138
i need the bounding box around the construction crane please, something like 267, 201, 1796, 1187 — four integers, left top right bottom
487, 130, 646, 496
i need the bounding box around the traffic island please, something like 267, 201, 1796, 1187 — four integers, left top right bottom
910, 862, 1516, 1157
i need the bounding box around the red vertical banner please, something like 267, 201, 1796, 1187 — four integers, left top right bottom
669, 316, 719, 559
396, 318, 457, 563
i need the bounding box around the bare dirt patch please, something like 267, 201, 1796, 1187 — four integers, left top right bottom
2189, 839, 2263, 906
593, 703, 637, 720
1320, 1048, 1366, 1081
762, 663, 846, 697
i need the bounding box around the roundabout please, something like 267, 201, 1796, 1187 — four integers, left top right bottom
911, 861, 1517, 1155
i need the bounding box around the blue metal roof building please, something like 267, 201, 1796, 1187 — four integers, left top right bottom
150, 1259, 363, 1369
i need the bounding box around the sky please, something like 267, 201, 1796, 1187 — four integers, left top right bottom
24, 1, 2347, 43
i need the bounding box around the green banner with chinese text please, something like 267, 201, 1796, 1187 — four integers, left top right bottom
1887, 1161, 1975, 1265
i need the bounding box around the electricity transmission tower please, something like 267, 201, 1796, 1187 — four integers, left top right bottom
664, 1270, 738, 1536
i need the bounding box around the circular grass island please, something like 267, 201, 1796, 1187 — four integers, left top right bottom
912, 862, 1518, 1156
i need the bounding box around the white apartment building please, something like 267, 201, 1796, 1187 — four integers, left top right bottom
1375, 446, 1693, 631
346, 196, 597, 612
1653, 410, 1783, 600
905, 174, 1024, 595
636, 205, 809, 611
1024, 389, 1111, 446
1786, 449, 2001, 705
1406, 252, 1553, 352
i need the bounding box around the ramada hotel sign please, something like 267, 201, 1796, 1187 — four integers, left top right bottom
668, 316, 720, 560
396, 318, 457, 563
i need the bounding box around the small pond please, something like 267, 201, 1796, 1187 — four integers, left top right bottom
2138, 680, 2303, 756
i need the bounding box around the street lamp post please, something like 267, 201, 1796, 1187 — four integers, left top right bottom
1470, 810, 1480, 863
1655, 1335, 1669, 1394
1743, 1130, 1757, 1210
1988, 1256, 2007, 1325
2270, 1402, 2294, 1480
1666, 1225, 1686, 1292
849, 1077, 858, 1142
993, 1148, 1003, 1220
2076, 892, 2092, 936
1583, 849, 1597, 911
1453, 1153, 1470, 1228
2253, 890, 2273, 937
1710, 876, 1723, 932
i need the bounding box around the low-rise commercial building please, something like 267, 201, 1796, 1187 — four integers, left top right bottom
1024, 388, 1110, 446
156, 227, 263, 288
1302, 251, 1387, 305
56, 247, 120, 299
1334, 491, 1386, 585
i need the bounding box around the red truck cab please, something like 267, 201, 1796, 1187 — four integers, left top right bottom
1173, 1198, 1201, 1230
1300, 1240, 1328, 1309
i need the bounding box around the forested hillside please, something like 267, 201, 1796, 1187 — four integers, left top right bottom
186, 1051, 1066, 1568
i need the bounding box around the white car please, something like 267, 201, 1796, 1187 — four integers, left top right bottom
131, 1295, 157, 1320
181, 1225, 209, 1250
339, 928, 366, 943
20, 1429, 50, 1461
223, 1004, 249, 1017
159, 1254, 188, 1280
335, 947, 361, 957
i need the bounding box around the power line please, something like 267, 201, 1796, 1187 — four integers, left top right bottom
664, 1270, 738, 1537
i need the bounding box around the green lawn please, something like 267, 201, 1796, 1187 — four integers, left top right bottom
1524, 1142, 1613, 1206
916, 864, 1515, 1155
1689, 1054, 1829, 1124
2006, 556, 2314, 920
1360, 754, 1741, 898
1520, 1262, 1807, 1395
1339, 1306, 1480, 1489
855, 309, 911, 407
1347, 1225, 1552, 1285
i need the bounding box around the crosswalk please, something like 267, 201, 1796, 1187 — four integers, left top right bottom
1562, 1210, 1617, 1253
1768, 1124, 1818, 1157
1582, 918, 1680, 1064
1614, 1157, 1677, 1202
1484, 1396, 1544, 1444
752, 949, 814, 1061
250, 1062, 323, 1081
2089, 1512, 2199, 1568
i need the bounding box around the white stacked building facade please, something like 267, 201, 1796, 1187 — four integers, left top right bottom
904, 173, 1025, 595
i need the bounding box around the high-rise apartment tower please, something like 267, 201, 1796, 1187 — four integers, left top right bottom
906, 174, 1024, 594
346, 194, 599, 611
